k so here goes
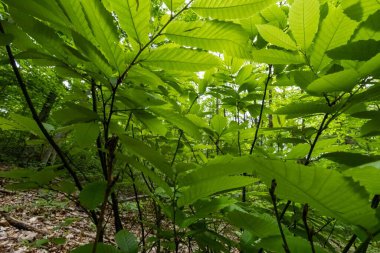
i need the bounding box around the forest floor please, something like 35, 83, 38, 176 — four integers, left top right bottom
0, 188, 97, 253
0, 166, 144, 253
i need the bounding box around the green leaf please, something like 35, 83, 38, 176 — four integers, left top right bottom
115, 230, 138, 253
179, 155, 251, 186
78, 181, 107, 210
80, 0, 126, 74
358, 52, 380, 77
163, 0, 185, 11
256, 24, 297, 50
288, 0, 320, 50
227, 210, 279, 238
178, 175, 258, 206
344, 165, 380, 194
249, 157, 378, 231
361, 117, 380, 137
127, 158, 172, 195
133, 111, 167, 136
71, 243, 121, 253
120, 136, 173, 178
142, 47, 221, 72
322, 152, 380, 167
194, 197, 237, 216
51, 180, 76, 195
0, 168, 35, 179
9, 10, 80, 65
0, 21, 39, 51
165, 20, 250, 58
191, 0, 276, 19
306, 69, 360, 94
72, 32, 114, 77
252, 49, 305, 64
3, 0, 70, 30
0, 33, 14, 45
58, 0, 97, 45
72, 122, 100, 148
53, 103, 98, 125
258, 235, 328, 253
326, 40, 380, 61
353, 10, 380, 41
260, 4, 288, 29
310, 7, 358, 72
149, 107, 202, 140
275, 102, 332, 116
210, 115, 228, 136
341, 0, 379, 21
127, 66, 166, 88
50, 237, 66, 245
103, 0, 151, 46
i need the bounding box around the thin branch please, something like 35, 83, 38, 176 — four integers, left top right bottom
129, 167, 146, 252
171, 130, 184, 166
209, 135, 225, 155
279, 200, 292, 221
304, 113, 329, 165
342, 235, 357, 253
302, 204, 316, 253
315, 218, 334, 235
171, 95, 198, 166
323, 220, 335, 248
269, 180, 290, 253
250, 65, 272, 154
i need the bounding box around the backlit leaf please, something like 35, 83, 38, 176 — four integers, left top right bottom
191, 0, 276, 19
252, 49, 304, 64
166, 20, 250, 58
178, 176, 258, 206
142, 48, 221, 72
256, 24, 297, 50
103, 0, 151, 46
306, 69, 360, 94
288, 0, 320, 50
310, 7, 358, 72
